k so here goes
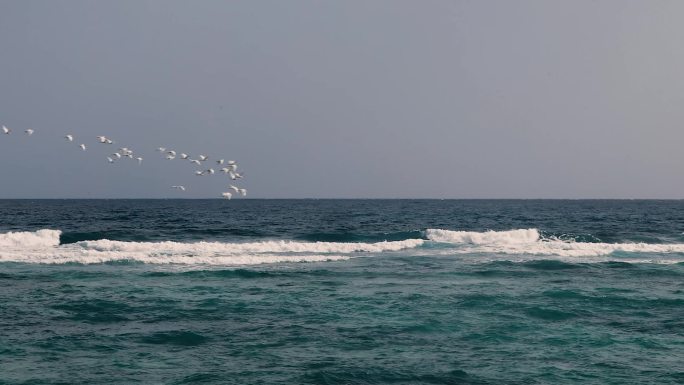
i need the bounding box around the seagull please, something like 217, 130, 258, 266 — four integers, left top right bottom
136, 157, 143, 165
195, 170, 205, 176
157, 147, 166, 152
79, 144, 86, 151
221, 192, 232, 199
24, 129, 34, 135
206, 168, 215, 175
189, 159, 201, 165
65, 134, 74, 142
216, 159, 224, 165
166, 154, 176, 160
220, 167, 231, 174
179, 153, 189, 159
167, 150, 176, 157
229, 185, 240, 193
107, 157, 114, 163
198, 155, 208, 161
97, 136, 107, 143
227, 160, 236, 165
238, 188, 247, 197
105, 139, 113, 144
2, 126, 10, 134
228, 171, 243, 180
112, 152, 122, 159
171, 185, 186, 191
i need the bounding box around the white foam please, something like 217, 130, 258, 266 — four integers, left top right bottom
0, 229, 422, 265
425, 228, 540, 244
425, 228, 684, 261
0, 229, 61, 248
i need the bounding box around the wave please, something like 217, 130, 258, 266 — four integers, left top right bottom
0, 229, 61, 248
2, 228, 684, 265
0, 229, 423, 265
424, 228, 684, 260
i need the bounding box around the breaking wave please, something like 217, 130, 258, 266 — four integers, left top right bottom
2, 228, 684, 265
424, 228, 684, 261
0, 229, 423, 265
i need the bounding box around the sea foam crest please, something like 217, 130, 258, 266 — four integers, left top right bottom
0, 229, 423, 265
425, 228, 540, 244
0, 229, 61, 248
424, 228, 684, 260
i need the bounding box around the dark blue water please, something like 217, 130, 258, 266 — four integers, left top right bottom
1, 200, 683, 384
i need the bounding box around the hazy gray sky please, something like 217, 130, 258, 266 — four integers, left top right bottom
1, 0, 683, 198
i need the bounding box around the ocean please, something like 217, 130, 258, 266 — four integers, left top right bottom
1, 199, 683, 384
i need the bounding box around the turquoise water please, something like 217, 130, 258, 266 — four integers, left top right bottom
1, 200, 683, 384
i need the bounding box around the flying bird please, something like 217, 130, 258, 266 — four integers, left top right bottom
24, 129, 34, 135
221, 192, 232, 199
189, 159, 201, 165
65, 134, 74, 142
107, 157, 114, 163
97, 136, 107, 143
198, 155, 208, 161
180, 153, 189, 159
157, 147, 166, 152
79, 144, 86, 151
2, 126, 10, 134
195, 170, 205, 176
217, 159, 224, 165
136, 157, 143, 165
171, 185, 186, 191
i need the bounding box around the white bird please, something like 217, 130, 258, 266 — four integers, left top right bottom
166, 154, 176, 160
238, 188, 247, 197
157, 147, 166, 152
189, 159, 201, 165
97, 136, 107, 143
112, 152, 122, 159
25, 129, 34, 135
198, 155, 208, 161
220, 167, 231, 174
2, 125, 10, 134
227, 160, 236, 165
206, 168, 215, 175
229, 185, 240, 193
180, 153, 189, 159
79, 144, 86, 151
216, 159, 224, 165
221, 192, 232, 199
105, 139, 113, 144
167, 150, 176, 157
65, 134, 74, 142
107, 157, 114, 163
195, 170, 205, 176
136, 157, 143, 165
171, 185, 186, 191
228, 171, 243, 180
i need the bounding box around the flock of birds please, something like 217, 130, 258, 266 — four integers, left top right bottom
1, 125, 247, 199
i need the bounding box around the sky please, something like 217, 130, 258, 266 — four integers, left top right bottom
1, 0, 683, 199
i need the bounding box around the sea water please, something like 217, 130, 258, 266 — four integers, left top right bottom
1, 199, 683, 384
